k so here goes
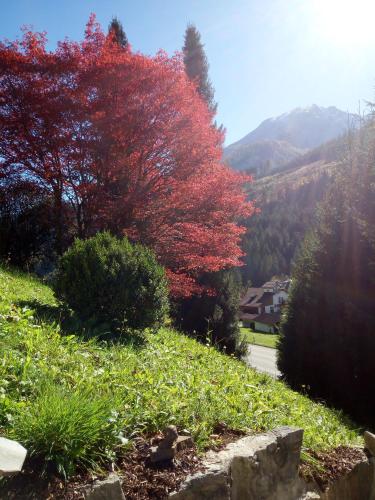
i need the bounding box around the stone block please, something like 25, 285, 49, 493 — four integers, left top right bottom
169, 427, 375, 500
321, 458, 375, 500
150, 444, 177, 463
0, 437, 27, 476
364, 431, 375, 457
169, 427, 305, 500
169, 470, 230, 500
230, 426, 305, 500
84, 473, 125, 500
176, 435, 194, 452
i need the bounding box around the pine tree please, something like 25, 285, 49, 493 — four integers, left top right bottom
277, 122, 375, 424
183, 24, 217, 114
108, 17, 128, 48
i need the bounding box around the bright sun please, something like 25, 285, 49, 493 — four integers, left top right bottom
310, 0, 375, 47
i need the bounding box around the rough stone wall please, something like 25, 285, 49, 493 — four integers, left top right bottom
169, 426, 307, 500
169, 427, 375, 500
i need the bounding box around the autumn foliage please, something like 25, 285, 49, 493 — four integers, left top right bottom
0, 15, 254, 296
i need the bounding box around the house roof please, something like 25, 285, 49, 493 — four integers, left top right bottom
240, 310, 281, 326
239, 312, 258, 321
254, 312, 281, 326
240, 280, 289, 327
240, 288, 273, 307
239, 287, 263, 306
262, 279, 291, 292
262, 281, 275, 289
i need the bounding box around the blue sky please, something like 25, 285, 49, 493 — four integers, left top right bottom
1, 0, 375, 144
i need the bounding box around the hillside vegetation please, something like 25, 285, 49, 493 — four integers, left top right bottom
0, 266, 360, 476
241, 165, 335, 285
240, 133, 346, 285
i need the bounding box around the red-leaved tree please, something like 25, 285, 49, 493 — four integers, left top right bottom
0, 15, 255, 296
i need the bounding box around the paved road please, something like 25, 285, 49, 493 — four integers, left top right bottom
244, 344, 281, 378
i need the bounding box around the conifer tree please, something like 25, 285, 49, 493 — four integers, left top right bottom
108, 17, 128, 48
277, 123, 375, 424
183, 24, 217, 114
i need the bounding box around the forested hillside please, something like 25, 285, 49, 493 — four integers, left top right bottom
240, 134, 347, 285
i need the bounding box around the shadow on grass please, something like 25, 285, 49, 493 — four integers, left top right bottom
16, 299, 147, 349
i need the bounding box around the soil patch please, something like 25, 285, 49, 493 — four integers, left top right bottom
0, 432, 204, 499
205, 422, 247, 452
300, 445, 368, 491
1, 436, 366, 498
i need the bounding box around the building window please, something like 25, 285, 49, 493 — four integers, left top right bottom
270, 306, 274, 313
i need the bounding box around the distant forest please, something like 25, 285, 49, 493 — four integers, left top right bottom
239, 133, 350, 285
241, 174, 331, 285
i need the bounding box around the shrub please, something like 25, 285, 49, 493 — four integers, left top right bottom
10, 384, 124, 477
174, 269, 243, 355
53, 232, 169, 332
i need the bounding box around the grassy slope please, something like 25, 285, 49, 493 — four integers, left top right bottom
241, 327, 278, 349
0, 266, 361, 475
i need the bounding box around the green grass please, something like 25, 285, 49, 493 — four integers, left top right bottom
0, 265, 361, 477
240, 327, 279, 349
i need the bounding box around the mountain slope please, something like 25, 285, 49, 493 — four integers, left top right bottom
225, 105, 356, 174
223, 139, 303, 177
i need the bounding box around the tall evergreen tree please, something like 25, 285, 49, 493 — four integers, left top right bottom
108, 17, 128, 48
277, 122, 375, 424
183, 24, 217, 114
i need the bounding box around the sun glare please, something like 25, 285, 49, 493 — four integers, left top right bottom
310, 0, 375, 47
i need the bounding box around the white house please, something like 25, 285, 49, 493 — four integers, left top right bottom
240, 279, 291, 333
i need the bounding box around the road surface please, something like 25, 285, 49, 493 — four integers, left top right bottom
244, 344, 281, 378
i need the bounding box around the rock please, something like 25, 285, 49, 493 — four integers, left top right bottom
364, 431, 375, 457
0, 437, 27, 476
180, 429, 191, 436
170, 426, 306, 500
230, 426, 305, 500
176, 435, 194, 452
84, 473, 125, 500
150, 425, 179, 463
169, 470, 230, 500
161, 425, 178, 447
150, 444, 177, 463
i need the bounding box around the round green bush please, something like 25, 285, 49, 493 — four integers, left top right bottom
53, 232, 169, 332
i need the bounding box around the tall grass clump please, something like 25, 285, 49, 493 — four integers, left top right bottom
10, 384, 125, 477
